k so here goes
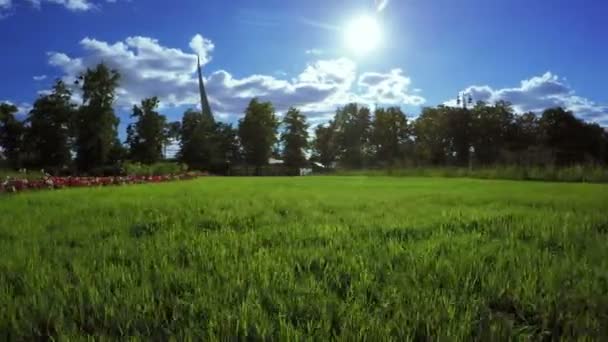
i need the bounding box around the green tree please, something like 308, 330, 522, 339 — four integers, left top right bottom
414, 105, 473, 166
74, 63, 121, 172
445, 106, 474, 165
539, 107, 606, 165
213, 122, 240, 174
511, 112, 540, 151
371, 107, 411, 166
280, 107, 309, 172
311, 122, 339, 168
470, 101, 515, 165
178, 109, 216, 170
238, 98, 278, 174
0, 103, 25, 169
413, 106, 450, 165
126, 97, 167, 164
334, 103, 372, 168
26, 80, 76, 170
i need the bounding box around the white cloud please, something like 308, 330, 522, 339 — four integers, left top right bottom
305, 49, 323, 56
358, 69, 425, 106
1, 0, 120, 17
48, 35, 206, 109
297, 58, 356, 89
46, 34, 425, 123
202, 58, 358, 121
26, 0, 118, 11
33, 75, 47, 81
446, 72, 608, 123
189, 34, 215, 64
0, 0, 12, 17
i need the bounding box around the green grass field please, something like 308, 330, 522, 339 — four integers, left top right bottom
1, 176, 608, 340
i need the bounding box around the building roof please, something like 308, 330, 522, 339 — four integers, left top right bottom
268, 158, 284, 165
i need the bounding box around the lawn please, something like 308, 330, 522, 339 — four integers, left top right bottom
1, 176, 607, 339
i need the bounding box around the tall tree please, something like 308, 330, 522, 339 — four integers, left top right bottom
312, 122, 339, 168
178, 109, 216, 169
280, 107, 309, 171
470, 101, 515, 165
445, 106, 474, 165
126, 97, 167, 164
415, 105, 473, 166
214, 122, 240, 173
0, 103, 25, 169
413, 106, 450, 165
26, 80, 75, 170
238, 98, 278, 174
334, 103, 372, 168
371, 107, 410, 165
74, 63, 121, 172
511, 112, 540, 151
539, 107, 606, 165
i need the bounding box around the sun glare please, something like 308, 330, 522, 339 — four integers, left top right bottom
345, 15, 382, 55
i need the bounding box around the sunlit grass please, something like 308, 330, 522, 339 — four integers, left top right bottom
1, 177, 607, 339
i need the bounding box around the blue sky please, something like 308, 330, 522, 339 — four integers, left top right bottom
1, 0, 607, 132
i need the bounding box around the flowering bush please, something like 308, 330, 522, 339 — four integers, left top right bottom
1, 172, 207, 194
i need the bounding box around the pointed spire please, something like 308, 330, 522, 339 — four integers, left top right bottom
197, 55, 214, 123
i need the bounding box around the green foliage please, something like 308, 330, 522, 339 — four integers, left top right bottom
0, 177, 607, 339
123, 161, 187, 176
370, 107, 411, 166
311, 122, 339, 168
178, 108, 236, 173
470, 101, 515, 164
0, 102, 25, 168
126, 97, 167, 164
412, 106, 450, 164
74, 63, 121, 172
214, 122, 241, 172
280, 107, 309, 171
0, 168, 43, 180
314, 102, 608, 170
334, 165, 608, 183
26, 80, 76, 170
238, 99, 279, 170
333, 103, 372, 168
539, 107, 607, 165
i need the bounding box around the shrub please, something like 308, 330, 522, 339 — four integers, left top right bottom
123, 162, 188, 176
332, 165, 608, 183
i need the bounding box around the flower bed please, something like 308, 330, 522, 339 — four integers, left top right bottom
1, 172, 207, 193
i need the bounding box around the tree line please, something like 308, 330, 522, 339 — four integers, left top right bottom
313, 101, 608, 169
1, 63, 607, 175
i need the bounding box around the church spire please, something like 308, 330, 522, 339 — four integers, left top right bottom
197, 55, 214, 123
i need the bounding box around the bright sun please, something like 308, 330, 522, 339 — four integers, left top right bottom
345, 15, 382, 55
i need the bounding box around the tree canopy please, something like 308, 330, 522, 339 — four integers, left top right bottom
1, 62, 606, 175
280, 107, 309, 171
74, 63, 121, 172
26, 80, 75, 170
238, 99, 279, 172
126, 97, 166, 164
0, 103, 24, 168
